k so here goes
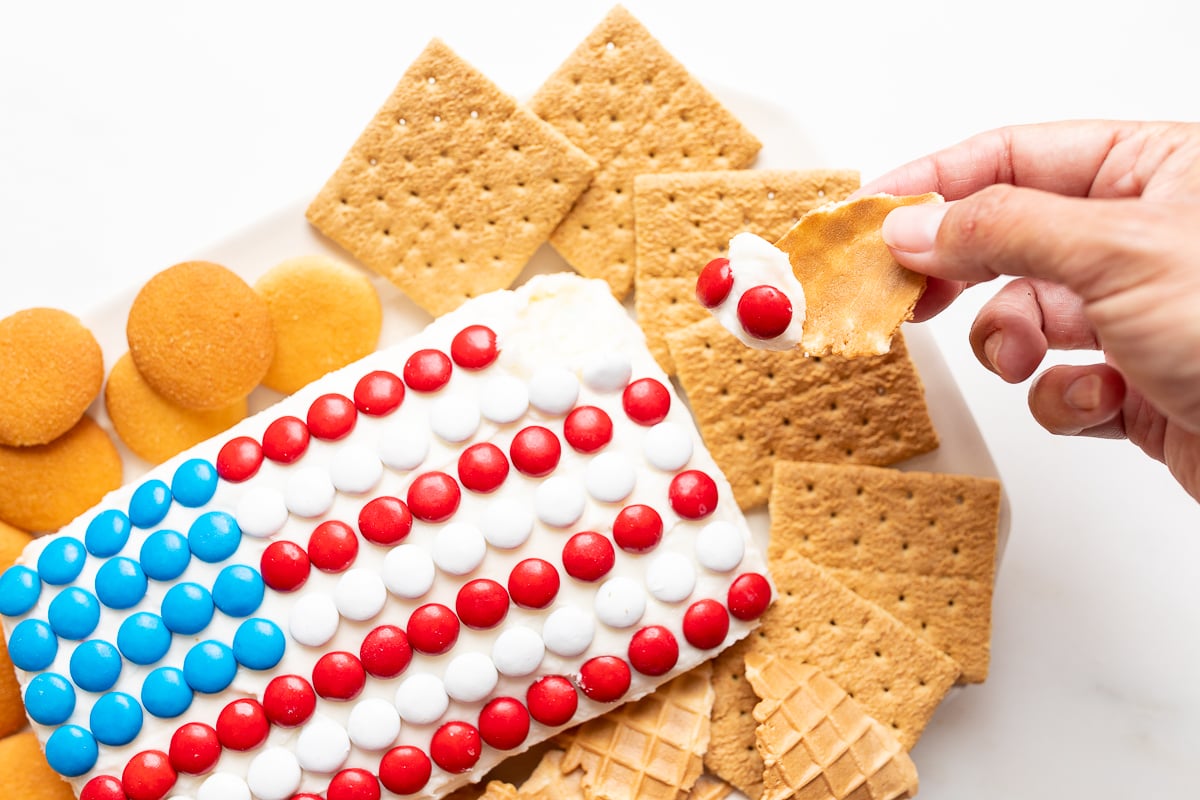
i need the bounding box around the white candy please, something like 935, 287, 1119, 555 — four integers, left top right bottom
348, 697, 402, 750
645, 552, 696, 603
246, 748, 301, 800
432, 521, 487, 575
235, 486, 288, 538
379, 419, 430, 470
695, 520, 745, 572
197, 773, 250, 800
289, 593, 339, 646
284, 466, 335, 517
296, 714, 350, 773
581, 352, 632, 393
585, 452, 636, 503
382, 544, 435, 599
529, 366, 579, 415
334, 568, 387, 621
643, 422, 693, 471
492, 627, 545, 676
594, 576, 646, 628
430, 394, 481, 442
479, 374, 529, 423
535, 476, 585, 528
395, 673, 449, 724
443, 651, 499, 702
330, 442, 383, 493
542, 605, 595, 657
479, 497, 534, 549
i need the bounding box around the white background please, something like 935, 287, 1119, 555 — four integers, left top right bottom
2, 1, 1199, 797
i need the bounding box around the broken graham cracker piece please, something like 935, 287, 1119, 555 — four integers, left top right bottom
746, 652, 918, 800
307, 39, 597, 316
529, 6, 761, 299
666, 317, 938, 509
770, 461, 1002, 683
634, 170, 860, 372
560, 662, 715, 800
774, 194, 943, 357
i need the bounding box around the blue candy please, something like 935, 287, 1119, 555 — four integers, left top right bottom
37, 537, 86, 585
141, 666, 193, 718
44, 724, 98, 777
94, 556, 147, 609
139, 529, 190, 581
232, 618, 285, 670
47, 587, 100, 641
212, 564, 264, 618
84, 509, 131, 557
69, 639, 122, 693
128, 479, 172, 528
116, 612, 172, 665
89, 691, 143, 746
8, 619, 58, 671
24, 672, 76, 726
182, 640, 237, 693
171, 458, 218, 507
160, 582, 214, 635
188, 511, 242, 563
0, 565, 41, 616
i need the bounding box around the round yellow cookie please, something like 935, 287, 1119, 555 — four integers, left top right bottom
0, 520, 32, 740
105, 352, 248, 465
0, 415, 122, 533
127, 260, 274, 410
0, 732, 76, 800
0, 307, 103, 447
256, 255, 382, 394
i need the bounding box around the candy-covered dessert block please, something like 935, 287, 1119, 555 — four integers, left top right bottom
0, 274, 769, 800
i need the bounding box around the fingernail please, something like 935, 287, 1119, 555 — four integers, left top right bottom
983, 332, 1004, 375
1064, 374, 1102, 411
882, 204, 949, 253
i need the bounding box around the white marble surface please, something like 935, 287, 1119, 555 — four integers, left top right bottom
1, 1, 1198, 797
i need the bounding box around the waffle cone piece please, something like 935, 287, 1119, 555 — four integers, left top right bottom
560, 663, 715, 800
519, 749, 586, 800
745, 652, 918, 800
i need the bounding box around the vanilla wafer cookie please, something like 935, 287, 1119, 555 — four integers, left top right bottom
0, 520, 32, 740
0, 733, 75, 800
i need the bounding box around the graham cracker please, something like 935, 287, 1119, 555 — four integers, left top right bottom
529, 6, 761, 299
307, 39, 597, 316
770, 461, 1001, 683
665, 317, 938, 509
633, 170, 860, 372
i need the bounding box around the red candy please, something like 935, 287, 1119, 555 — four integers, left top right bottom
668, 470, 719, 519
260, 540, 311, 592
262, 674, 317, 727
429, 721, 482, 773
612, 504, 663, 553
696, 256, 734, 308
563, 406, 613, 453
561, 531, 615, 582
360, 624, 413, 679
167, 723, 219, 775
578, 655, 632, 703
526, 675, 578, 727
312, 651, 366, 701
261, 415, 310, 463
379, 745, 432, 795
727, 572, 772, 621
509, 426, 561, 477
122, 750, 177, 800
450, 325, 499, 369
403, 349, 453, 392
328, 768, 382, 800
628, 625, 679, 676
307, 393, 358, 440
455, 579, 510, 629
406, 472, 461, 522
407, 604, 460, 655
81, 775, 126, 800
354, 369, 405, 416
215, 436, 263, 482
622, 378, 670, 426
507, 558, 560, 609
308, 520, 359, 572
478, 697, 530, 751
682, 599, 731, 649
216, 698, 269, 751
358, 496, 413, 545
457, 443, 510, 493
737, 285, 793, 340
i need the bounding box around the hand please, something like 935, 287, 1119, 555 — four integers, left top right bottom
856, 120, 1200, 501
